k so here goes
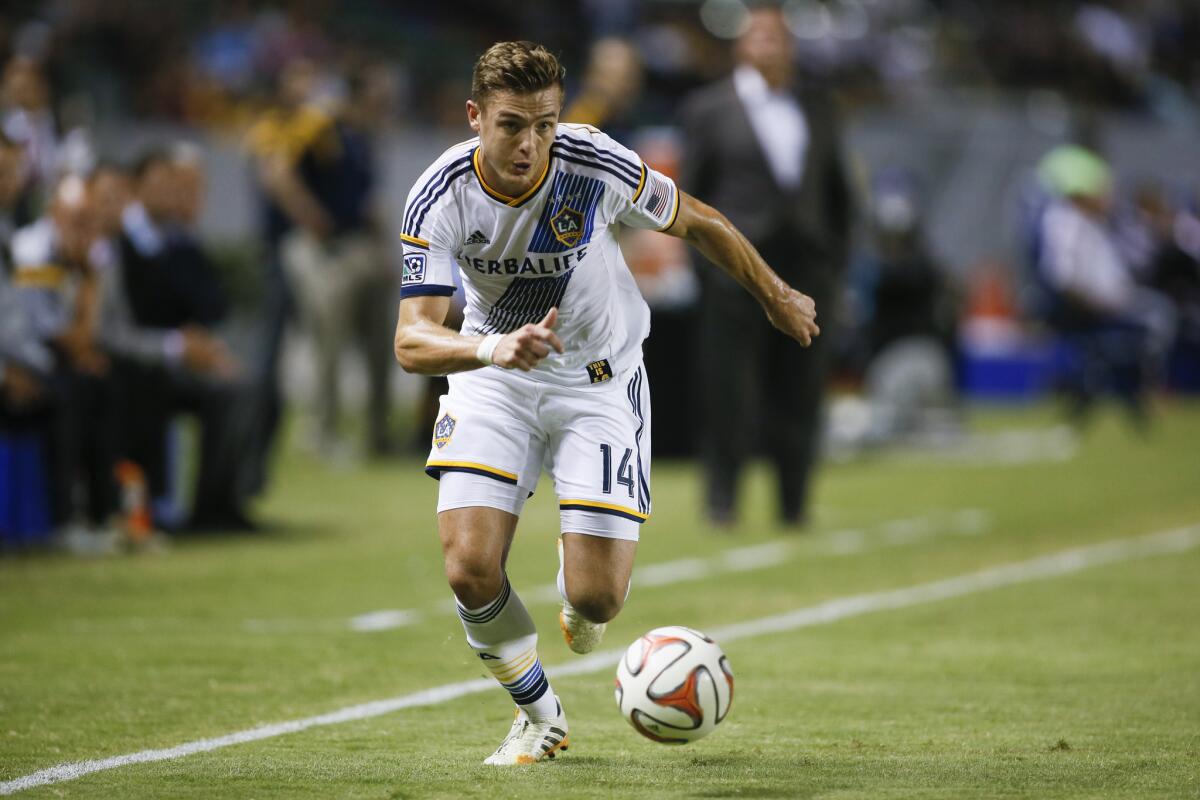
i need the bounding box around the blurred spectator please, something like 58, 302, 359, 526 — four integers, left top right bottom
0, 130, 23, 263
255, 60, 397, 460
114, 148, 254, 530
243, 57, 325, 483
852, 168, 959, 441
680, 4, 853, 529
10, 174, 119, 552
1034, 144, 1176, 424
0, 132, 50, 401
1, 55, 57, 225
1119, 183, 1200, 390
564, 37, 644, 143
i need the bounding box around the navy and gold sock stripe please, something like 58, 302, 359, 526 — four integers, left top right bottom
457, 577, 511, 624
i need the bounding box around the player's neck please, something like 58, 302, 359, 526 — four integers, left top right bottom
478, 151, 547, 200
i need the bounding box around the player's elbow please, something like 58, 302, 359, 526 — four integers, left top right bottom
393, 329, 422, 373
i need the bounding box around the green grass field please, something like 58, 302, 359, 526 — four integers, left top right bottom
2, 403, 1199, 799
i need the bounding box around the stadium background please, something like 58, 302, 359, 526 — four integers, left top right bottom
1, 1, 1198, 798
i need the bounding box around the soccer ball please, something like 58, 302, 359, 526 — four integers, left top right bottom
614, 625, 734, 744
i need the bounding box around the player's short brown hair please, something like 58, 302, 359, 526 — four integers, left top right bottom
471, 41, 565, 104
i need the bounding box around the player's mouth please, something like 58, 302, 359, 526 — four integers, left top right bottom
511, 160, 532, 175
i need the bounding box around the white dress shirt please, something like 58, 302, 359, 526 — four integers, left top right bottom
732, 65, 808, 190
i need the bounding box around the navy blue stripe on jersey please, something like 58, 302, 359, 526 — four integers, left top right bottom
527, 172, 606, 254
550, 146, 640, 192
479, 270, 573, 335
553, 134, 641, 183
626, 367, 650, 515
402, 151, 473, 233
401, 284, 456, 298
409, 163, 474, 238
403, 152, 474, 236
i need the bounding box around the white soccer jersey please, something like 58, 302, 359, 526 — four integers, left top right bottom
399, 123, 680, 388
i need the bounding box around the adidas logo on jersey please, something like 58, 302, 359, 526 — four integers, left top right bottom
465, 230, 491, 246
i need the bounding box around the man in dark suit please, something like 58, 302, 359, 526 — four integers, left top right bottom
680, 4, 853, 528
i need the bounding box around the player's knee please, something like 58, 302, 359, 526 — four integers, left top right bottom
567, 585, 625, 624
444, 556, 504, 607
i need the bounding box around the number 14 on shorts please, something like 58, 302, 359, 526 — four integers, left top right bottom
600, 444, 635, 498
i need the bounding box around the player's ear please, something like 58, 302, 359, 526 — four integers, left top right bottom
466, 99, 482, 133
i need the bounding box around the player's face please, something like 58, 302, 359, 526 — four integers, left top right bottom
468, 87, 562, 197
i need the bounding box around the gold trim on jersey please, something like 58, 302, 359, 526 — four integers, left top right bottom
658, 187, 681, 233
631, 163, 647, 204
400, 233, 430, 249
472, 147, 551, 207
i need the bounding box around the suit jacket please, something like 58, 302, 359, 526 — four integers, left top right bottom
680, 76, 853, 295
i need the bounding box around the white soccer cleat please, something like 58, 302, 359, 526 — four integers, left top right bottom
483, 698, 569, 765
557, 537, 607, 654
559, 601, 606, 655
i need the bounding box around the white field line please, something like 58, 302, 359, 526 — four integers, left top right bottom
336, 510, 992, 633
5, 522, 1197, 796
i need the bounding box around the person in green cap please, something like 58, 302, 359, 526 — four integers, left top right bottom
1035, 144, 1175, 422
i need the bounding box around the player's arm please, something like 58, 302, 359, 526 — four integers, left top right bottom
394, 297, 564, 375
664, 191, 820, 347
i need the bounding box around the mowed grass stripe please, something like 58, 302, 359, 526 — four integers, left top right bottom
4, 522, 1196, 797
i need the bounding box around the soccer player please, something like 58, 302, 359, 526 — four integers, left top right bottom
393, 41, 819, 765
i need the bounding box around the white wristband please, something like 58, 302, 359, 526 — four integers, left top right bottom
476, 333, 504, 366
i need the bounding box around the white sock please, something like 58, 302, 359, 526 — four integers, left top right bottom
456, 577, 559, 721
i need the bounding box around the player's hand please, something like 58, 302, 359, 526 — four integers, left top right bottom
493, 308, 565, 371
2, 363, 45, 410
181, 326, 241, 379
764, 287, 820, 346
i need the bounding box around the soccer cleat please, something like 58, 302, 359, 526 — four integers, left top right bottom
483, 698, 569, 765
557, 537, 606, 654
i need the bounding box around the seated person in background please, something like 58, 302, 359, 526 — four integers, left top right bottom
1036, 145, 1176, 424
0, 264, 54, 547
108, 150, 256, 531
11, 175, 119, 551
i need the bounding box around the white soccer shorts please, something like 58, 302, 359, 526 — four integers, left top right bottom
426, 363, 651, 540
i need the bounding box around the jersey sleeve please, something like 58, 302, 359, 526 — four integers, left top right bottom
399, 160, 464, 299
576, 128, 679, 233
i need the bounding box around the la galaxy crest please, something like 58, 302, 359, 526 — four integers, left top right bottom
550, 206, 584, 248
433, 413, 456, 449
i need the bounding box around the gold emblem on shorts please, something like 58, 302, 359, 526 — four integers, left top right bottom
433, 413, 457, 449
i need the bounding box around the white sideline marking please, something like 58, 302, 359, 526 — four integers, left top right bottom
349, 610, 425, 632
344, 512, 990, 631
4, 522, 1196, 796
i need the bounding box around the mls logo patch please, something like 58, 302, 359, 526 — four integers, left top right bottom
550, 206, 584, 247
432, 413, 456, 449
403, 253, 427, 286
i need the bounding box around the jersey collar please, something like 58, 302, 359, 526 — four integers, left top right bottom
472, 146, 551, 208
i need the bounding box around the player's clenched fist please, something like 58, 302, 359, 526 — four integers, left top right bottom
764, 287, 820, 347
493, 307, 565, 371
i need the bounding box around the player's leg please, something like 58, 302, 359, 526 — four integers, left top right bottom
549, 364, 652, 653
558, 531, 637, 622
438, 495, 569, 764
